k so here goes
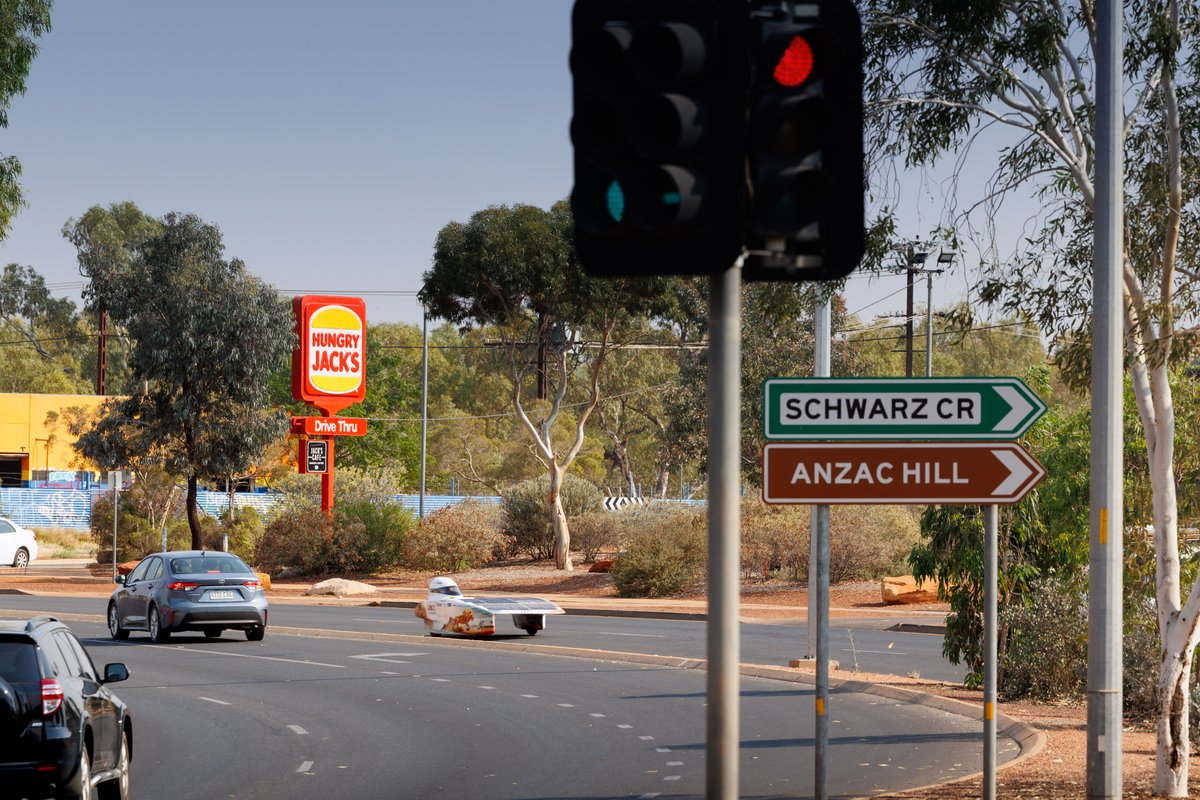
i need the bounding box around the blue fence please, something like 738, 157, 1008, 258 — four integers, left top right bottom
0, 488, 700, 531
0, 488, 506, 530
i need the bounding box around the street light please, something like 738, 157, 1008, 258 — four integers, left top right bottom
928, 251, 956, 377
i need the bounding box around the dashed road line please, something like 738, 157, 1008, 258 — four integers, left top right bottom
288, 725, 309, 735
296, 760, 314, 773
198, 696, 231, 706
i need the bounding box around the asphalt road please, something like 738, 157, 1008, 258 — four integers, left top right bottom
62, 618, 1002, 799
0, 593, 967, 683
0, 596, 1008, 799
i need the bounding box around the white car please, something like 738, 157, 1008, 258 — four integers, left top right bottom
415, 576, 565, 637
0, 517, 37, 568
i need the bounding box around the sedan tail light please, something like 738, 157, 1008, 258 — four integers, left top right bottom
41, 678, 63, 716
167, 581, 199, 591
242, 580, 263, 591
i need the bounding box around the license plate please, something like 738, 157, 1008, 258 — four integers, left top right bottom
206, 590, 237, 601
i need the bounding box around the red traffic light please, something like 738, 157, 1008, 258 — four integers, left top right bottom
773, 35, 814, 87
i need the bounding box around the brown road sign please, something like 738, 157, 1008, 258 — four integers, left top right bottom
762, 442, 1046, 505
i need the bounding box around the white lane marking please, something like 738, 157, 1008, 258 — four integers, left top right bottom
478, 686, 495, 690
596, 631, 665, 638
297, 760, 314, 773
431, 678, 451, 682
380, 671, 400, 676
841, 648, 906, 656
154, 646, 344, 669
663, 776, 681, 782
590, 713, 606, 718
639, 735, 655, 740
617, 724, 633, 729
667, 761, 683, 766
289, 725, 309, 735
557, 703, 575, 708
198, 696, 231, 706
655, 747, 671, 753
349, 653, 429, 665
521, 694, 538, 698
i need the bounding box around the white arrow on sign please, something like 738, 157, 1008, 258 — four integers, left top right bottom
993, 385, 1037, 434
991, 448, 1036, 497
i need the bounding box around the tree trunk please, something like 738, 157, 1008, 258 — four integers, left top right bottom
186, 475, 202, 550
1155, 640, 1193, 796
547, 469, 573, 571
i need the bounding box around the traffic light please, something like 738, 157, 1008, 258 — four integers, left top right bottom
742, 0, 864, 281
570, 0, 748, 276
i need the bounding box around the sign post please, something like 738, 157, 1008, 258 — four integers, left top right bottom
109, 470, 122, 581
762, 375, 1047, 800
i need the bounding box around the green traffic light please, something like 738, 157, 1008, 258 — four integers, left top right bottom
605, 180, 626, 222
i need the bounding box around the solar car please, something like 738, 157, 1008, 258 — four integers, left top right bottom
414, 576, 565, 636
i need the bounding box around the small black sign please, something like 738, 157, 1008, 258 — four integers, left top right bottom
304, 440, 328, 474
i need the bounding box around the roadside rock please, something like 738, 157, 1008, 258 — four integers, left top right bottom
305, 578, 376, 597
881, 575, 938, 604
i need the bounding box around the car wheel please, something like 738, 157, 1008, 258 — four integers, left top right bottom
245, 625, 265, 642
524, 627, 539, 636
59, 736, 91, 800
148, 605, 170, 643
204, 629, 222, 639
107, 604, 129, 641
97, 729, 130, 800
12, 548, 28, 569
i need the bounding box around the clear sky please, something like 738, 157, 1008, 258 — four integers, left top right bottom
1, 1, 977, 329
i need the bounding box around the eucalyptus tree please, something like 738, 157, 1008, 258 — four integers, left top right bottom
70, 209, 294, 549
421, 201, 673, 570
864, 1, 1200, 790
0, 0, 51, 239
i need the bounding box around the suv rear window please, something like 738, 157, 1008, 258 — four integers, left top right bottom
0, 641, 39, 683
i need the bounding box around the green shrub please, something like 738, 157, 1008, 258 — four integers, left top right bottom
221, 506, 265, 562
1000, 573, 1087, 700
253, 508, 368, 576
335, 500, 415, 572
569, 512, 623, 562
741, 501, 809, 580
403, 500, 505, 572
611, 507, 706, 597
502, 474, 603, 560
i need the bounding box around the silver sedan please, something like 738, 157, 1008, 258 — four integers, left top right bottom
107, 550, 268, 642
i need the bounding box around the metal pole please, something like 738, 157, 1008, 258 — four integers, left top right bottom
706, 261, 741, 800
983, 504, 998, 800
419, 306, 429, 519
815, 502, 830, 800
807, 295, 831, 660
905, 249, 915, 378
1089, 0, 1124, 796
925, 271, 934, 378
111, 476, 120, 581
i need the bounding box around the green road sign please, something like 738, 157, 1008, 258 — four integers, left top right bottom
763, 377, 1047, 441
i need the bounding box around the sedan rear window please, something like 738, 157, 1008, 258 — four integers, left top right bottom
170, 556, 254, 575
0, 641, 39, 683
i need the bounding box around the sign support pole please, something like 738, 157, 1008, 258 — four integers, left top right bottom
815, 502, 830, 800
807, 294, 830, 659
110, 470, 121, 580
1089, 0, 1123, 796
706, 260, 741, 800
984, 503, 998, 800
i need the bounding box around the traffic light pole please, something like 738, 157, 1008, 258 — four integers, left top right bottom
707, 260, 742, 800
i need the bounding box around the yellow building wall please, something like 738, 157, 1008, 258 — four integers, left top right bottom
0, 394, 111, 480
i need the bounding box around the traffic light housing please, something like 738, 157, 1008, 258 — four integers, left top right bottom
570, 0, 748, 276
742, 0, 864, 281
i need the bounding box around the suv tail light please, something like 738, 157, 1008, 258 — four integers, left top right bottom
41, 678, 63, 716
242, 580, 263, 591
167, 581, 198, 591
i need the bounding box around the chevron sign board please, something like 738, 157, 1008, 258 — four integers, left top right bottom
603, 497, 647, 511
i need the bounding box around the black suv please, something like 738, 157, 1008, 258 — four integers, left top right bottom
0, 616, 131, 799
